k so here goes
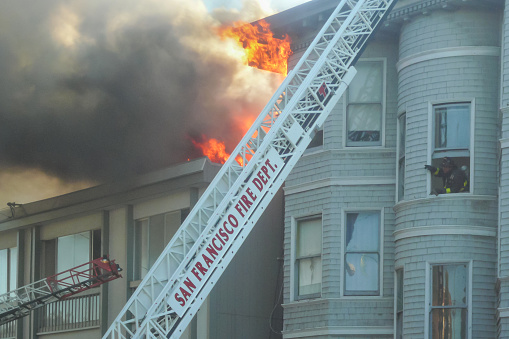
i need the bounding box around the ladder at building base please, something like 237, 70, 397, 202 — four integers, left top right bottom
104, 0, 397, 337
0, 255, 122, 326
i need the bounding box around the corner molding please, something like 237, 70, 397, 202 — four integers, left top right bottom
397, 46, 500, 73
394, 225, 496, 241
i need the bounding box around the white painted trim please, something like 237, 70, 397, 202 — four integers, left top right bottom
397, 46, 500, 73
500, 138, 509, 149
498, 308, 509, 318
284, 176, 395, 195
283, 326, 393, 338
396, 113, 406, 202
393, 194, 497, 213
394, 225, 496, 241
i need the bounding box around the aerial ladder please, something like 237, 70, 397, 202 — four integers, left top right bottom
104, 0, 397, 337
0, 255, 122, 326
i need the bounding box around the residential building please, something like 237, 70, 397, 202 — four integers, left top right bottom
0, 157, 284, 338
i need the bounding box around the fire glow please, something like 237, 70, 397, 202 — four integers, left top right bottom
191, 19, 292, 165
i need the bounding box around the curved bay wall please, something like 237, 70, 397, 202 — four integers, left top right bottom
395, 6, 500, 338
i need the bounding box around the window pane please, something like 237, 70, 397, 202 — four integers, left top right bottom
298, 256, 322, 295
349, 62, 383, 103
347, 104, 382, 143
0, 249, 7, 294
135, 219, 149, 279
346, 212, 379, 252
57, 232, 90, 273
398, 114, 406, 159
431, 308, 467, 339
345, 253, 379, 293
297, 218, 322, 257
9, 247, 17, 291
432, 264, 467, 307
434, 104, 470, 150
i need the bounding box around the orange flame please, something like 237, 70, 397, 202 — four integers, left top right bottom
192, 138, 243, 166
218, 19, 292, 75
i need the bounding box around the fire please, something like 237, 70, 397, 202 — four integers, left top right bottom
192, 138, 243, 166
218, 19, 292, 75
191, 20, 291, 165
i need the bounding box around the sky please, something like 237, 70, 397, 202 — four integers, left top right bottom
0, 0, 310, 210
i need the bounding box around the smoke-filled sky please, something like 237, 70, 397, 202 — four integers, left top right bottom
0, 0, 309, 208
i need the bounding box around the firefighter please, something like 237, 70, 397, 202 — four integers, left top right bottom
424, 157, 469, 195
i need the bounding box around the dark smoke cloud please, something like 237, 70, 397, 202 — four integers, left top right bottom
0, 0, 280, 184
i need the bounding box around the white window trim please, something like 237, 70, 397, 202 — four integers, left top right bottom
394, 265, 404, 339
426, 99, 475, 195
340, 208, 384, 297
343, 58, 387, 148
424, 260, 473, 339
290, 214, 323, 302
396, 111, 406, 202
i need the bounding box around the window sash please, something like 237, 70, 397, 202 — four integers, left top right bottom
344, 211, 380, 296
346, 61, 384, 147
433, 103, 470, 151
57, 232, 90, 273
295, 217, 322, 299
430, 264, 468, 339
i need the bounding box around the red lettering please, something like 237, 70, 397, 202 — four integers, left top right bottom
211, 238, 222, 252
224, 221, 234, 234
241, 194, 253, 209
180, 286, 192, 301
175, 293, 186, 307
191, 267, 201, 281
246, 187, 257, 202
252, 177, 263, 191
183, 277, 196, 295
235, 203, 245, 218
196, 261, 209, 275
228, 214, 238, 227
265, 159, 276, 171
261, 165, 271, 180
218, 228, 229, 243
202, 254, 214, 268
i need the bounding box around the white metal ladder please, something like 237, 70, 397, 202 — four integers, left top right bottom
103, 0, 397, 337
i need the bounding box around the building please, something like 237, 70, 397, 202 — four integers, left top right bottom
263, 0, 505, 337
0, 157, 284, 338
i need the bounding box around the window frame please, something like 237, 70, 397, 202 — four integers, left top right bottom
427, 100, 474, 195
342, 209, 383, 297
394, 267, 404, 339
291, 214, 323, 301
397, 112, 406, 202
0, 247, 17, 294
424, 260, 473, 339
344, 58, 387, 148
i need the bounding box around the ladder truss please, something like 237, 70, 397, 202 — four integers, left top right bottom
0, 256, 122, 326
103, 0, 396, 337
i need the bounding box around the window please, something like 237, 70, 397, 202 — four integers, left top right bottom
344, 211, 380, 295
295, 217, 322, 299
346, 61, 384, 146
307, 129, 323, 149
42, 230, 101, 277
134, 210, 186, 280
430, 264, 468, 339
395, 268, 404, 339
0, 247, 17, 294
398, 113, 406, 201
431, 103, 470, 193
57, 232, 91, 273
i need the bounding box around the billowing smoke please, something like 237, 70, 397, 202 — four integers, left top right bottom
0, 0, 283, 194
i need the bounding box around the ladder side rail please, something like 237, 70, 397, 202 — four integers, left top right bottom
125, 0, 389, 336
102, 0, 397, 337
101, 2, 358, 334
